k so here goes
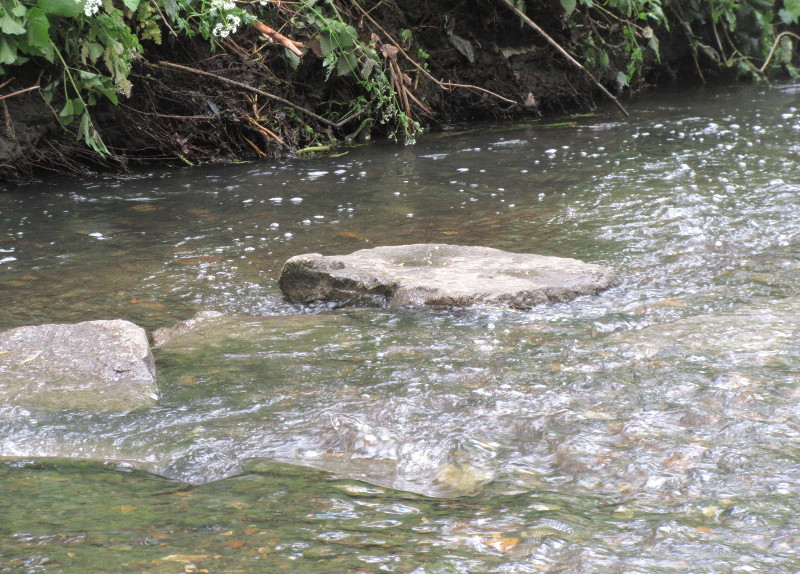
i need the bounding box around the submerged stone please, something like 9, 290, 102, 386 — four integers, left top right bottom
152, 311, 348, 349
0, 319, 157, 412
279, 243, 619, 308
613, 296, 800, 363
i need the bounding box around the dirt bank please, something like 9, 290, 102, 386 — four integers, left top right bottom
0, 0, 795, 181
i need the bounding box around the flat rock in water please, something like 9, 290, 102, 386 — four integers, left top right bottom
613, 296, 800, 362
279, 244, 619, 308
0, 319, 157, 412
153, 311, 347, 349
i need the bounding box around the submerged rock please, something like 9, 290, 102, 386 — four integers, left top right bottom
279, 243, 619, 308
152, 311, 348, 349
613, 296, 800, 363
0, 319, 157, 411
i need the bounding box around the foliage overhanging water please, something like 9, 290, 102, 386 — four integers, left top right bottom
2, 83, 800, 572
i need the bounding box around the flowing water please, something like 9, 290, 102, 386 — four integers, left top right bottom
1, 82, 800, 572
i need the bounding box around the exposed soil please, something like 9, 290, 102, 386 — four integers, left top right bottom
0, 0, 740, 181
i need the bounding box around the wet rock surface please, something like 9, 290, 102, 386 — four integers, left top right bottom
279, 243, 619, 308
0, 319, 157, 411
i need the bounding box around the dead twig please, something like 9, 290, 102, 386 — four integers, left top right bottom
119, 106, 215, 120
380, 44, 432, 121
150, 0, 177, 38
245, 115, 286, 145
497, 0, 629, 117
349, 0, 516, 105
0, 85, 40, 101
243, 135, 269, 157
711, 19, 727, 63
156, 61, 364, 128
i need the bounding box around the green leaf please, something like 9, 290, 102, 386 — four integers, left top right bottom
448, 32, 474, 63
10, 0, 27, 17
319, 31, 335, 57
361, 56, 377, 80
779, 35, 794, 64
649, 5, 667, 25
785, 0, 800, 16
122, 0, 139, 10
79, 108, 90, 136
0, 13, 26, 34
41, 82, 55, 105
599, 50, 609, 71
37, 0, 83, 17
72, 97, 85, 115
58, 99, 75, 126
39, 42, 55, 62
78, 111, 109, 154
283, 47, 301, 70
779, 8, 797, 24
560, 0, 577, 16
26, 7, 51, 49
78, 69, 99, 82
163, 0, 177, 21
647, 34, 660, 62
87, 41, 103, 63
0, 37, 18, 64
336, 51, 357, 76
333, 24, 356, 48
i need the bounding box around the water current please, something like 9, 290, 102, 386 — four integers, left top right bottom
1, 82, 800, 572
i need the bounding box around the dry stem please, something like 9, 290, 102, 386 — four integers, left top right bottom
497, 0, 629, 117
349, 0, 516, 106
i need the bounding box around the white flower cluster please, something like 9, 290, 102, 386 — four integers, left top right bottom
212, 14, 241, 38
83, 0, 101, 16
258, 0, 270, 5
208, 0, 235, 13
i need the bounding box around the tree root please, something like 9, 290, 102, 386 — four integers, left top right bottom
251, 21, 304, 56
759, 31, 800, 73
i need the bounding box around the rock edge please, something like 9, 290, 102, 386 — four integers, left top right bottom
0, 319, 157, 412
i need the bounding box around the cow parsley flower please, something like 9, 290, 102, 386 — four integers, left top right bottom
212, 22, 230, 38
212, 13, 242, 37
226, 14, 240, 30
83, 0, 101, 16
209, 0, 235, 13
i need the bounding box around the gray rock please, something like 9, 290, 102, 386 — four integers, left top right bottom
279, 244, 619, 308
0, 319, 157, 411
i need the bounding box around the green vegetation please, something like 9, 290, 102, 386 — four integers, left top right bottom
0, 0, 797, 175
0, 0, 256, 152
559, 0, 800, 87
298, 0, 420, 140
0, 0, 421, 157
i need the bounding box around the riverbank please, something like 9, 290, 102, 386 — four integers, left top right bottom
0, 0, 798, 180
2, 82, 800, 571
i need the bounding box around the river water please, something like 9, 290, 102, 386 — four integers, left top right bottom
1, 82, 800, 572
